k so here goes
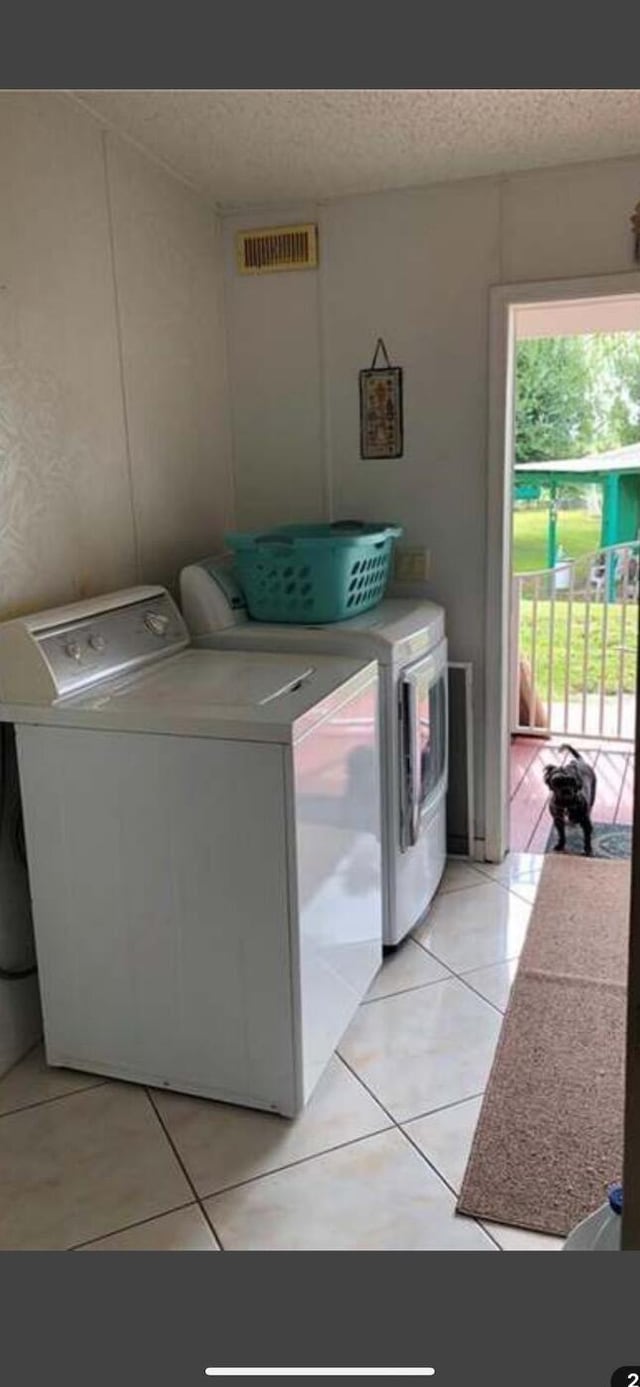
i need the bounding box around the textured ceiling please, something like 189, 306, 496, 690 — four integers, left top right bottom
71, 90, 640, 211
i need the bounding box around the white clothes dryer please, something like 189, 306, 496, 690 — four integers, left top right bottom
180, 558, 448, 946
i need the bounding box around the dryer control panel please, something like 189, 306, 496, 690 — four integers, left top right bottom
0, 588, 189, 704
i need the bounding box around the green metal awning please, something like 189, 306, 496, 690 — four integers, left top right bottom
514, 442, 640, 588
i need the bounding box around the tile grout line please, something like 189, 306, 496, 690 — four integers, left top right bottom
472, 871, 542, 905
0, 1036, 42, 1081
396, 1121, 503, 1252
362, 974, 453, 1005
438, 882, 483, 893
400, 1090, 487, 1126
68, 1198, 201, 1251
438, 876, 489, 897
452, 973, 510, 1017
143, 1089, 225, 1251
472, 859, 543, 883
476, 1219, 563, 1250
441, 870, 540, 901
476, 1221, 512, 1251
405, 933, 521, 1018
345, 1044, 499, 1133
0, 1077, 109, 1124
408, 873, 534, 965
460, 956, 519, 983
337, 1052, 498, 1249
196, 1122, 396, 1203
507, 882, 541, 907
365, 919, 523, 1016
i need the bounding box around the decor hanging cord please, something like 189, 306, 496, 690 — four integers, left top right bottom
370, 337, 392, 369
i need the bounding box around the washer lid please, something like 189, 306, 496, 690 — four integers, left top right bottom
8, 649, 377, 744
108, 649, 316, 709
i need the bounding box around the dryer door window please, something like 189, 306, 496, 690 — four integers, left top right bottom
400, 644, 448, 850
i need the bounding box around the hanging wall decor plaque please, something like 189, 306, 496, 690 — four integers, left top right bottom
359, 337, 404, 459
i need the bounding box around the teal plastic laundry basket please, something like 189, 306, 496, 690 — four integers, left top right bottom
224, 521, 403, 624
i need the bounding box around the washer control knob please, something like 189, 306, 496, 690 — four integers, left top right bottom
144, 612, 170, 637
88, 634, 106, 653
65, 640, 82, 661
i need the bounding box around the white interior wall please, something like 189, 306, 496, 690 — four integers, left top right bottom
104, 136, 233, 581
223, 151, 640, 849
0, 92, 233, 1074
223, 203, 325, 528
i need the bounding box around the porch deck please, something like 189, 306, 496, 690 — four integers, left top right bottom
509, 735, 635, 852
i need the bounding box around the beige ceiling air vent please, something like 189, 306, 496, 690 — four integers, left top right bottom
236, 223, 318, 275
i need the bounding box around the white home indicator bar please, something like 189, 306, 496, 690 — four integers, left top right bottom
205, 1371, 435, 1377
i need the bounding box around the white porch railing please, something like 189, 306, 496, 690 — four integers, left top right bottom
511, 541, 639, 743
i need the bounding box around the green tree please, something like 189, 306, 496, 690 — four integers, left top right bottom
515, 332, 640, 463
586, 333, 640, 449
515, 336, 594, 462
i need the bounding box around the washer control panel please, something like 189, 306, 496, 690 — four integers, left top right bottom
35, 591, 188, 699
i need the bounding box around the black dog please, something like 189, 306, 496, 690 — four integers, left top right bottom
543, 744, 597, 856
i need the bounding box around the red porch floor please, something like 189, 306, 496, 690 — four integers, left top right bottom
510, 736, 635, 852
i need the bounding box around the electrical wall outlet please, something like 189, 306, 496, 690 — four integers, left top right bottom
393, 547, 431, 582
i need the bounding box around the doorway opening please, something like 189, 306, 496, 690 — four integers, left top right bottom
485, 274, 640, 863
510, 301, 640, 851
480, 270, 638, 1248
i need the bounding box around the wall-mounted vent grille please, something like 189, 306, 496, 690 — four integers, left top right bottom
236, 223, 318, 275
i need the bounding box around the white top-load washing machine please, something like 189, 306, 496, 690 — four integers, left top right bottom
180, 559, 448, 947
0, 586, 382, 1116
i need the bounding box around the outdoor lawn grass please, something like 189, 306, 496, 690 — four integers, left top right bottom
519, 598, 637, 698
513, 508, 601, 574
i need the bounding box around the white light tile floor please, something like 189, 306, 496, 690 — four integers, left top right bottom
438, 860, 488, 895
364, 937, 450, 1001
413, 879, 531, 973
77, 1204, 220, 1252
0, 1041, 105, 1118
151, 1055, 392, 1198
474, 852, 544, 889
460, 959, 520, 1013
338, 977, 503, 1122
0, 853, 562, 1250
403, 1096, 484, 1193
204, 1128, 496, 1252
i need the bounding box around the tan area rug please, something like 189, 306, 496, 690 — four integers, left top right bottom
457, 856, 630, 1237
